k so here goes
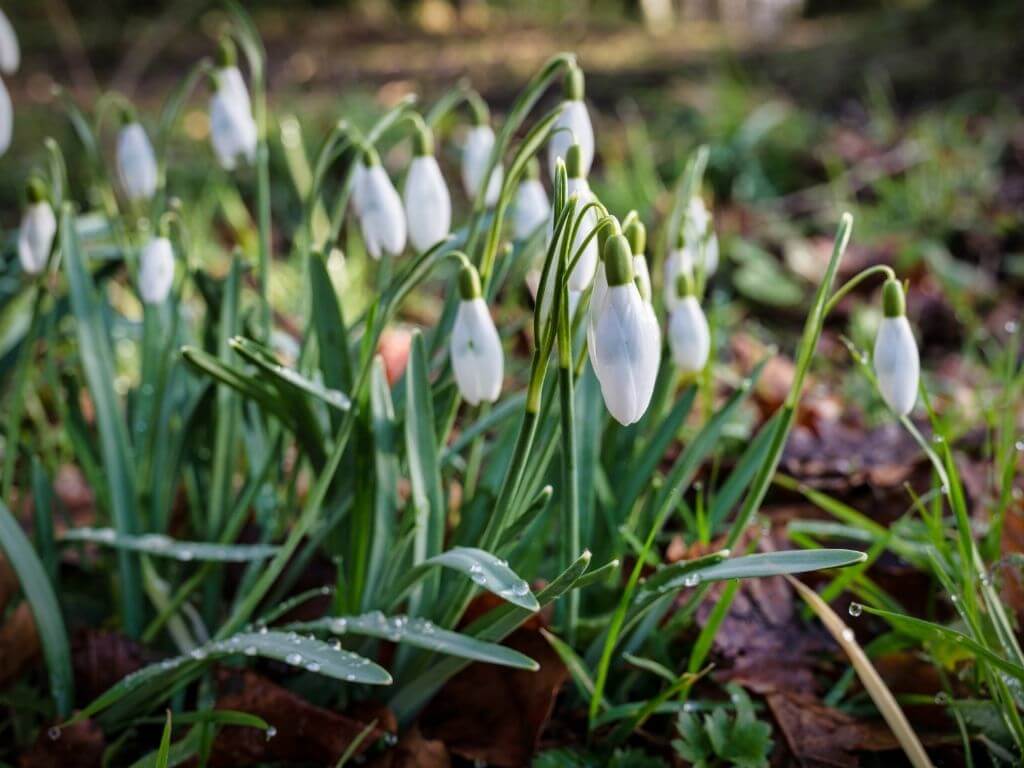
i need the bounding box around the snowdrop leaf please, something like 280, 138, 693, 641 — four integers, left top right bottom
424, 547, 540, 611
299, 613, 538, 670
60, 528, 278, 563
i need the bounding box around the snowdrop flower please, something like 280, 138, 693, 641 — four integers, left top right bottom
17, 177, 56, 276
547, 144, 599, 292
138, 235, 175, 305
683, 195, 719, 276
625, 216, 661, 362
116, 112, 158, 202
668, 271, 710, 374
0, 9, 15, 155
512, 157, 549, 240
351, 160, 369, 215
547, 66, 594, 181
403, 122, 451, 252
461, 104, 503, 207
209, 39, 257, 171
663, 199, 719, 308
0, 9, 18, 74
356, 147, 406, 259
588, 233, 660, 425
0, 75, 11, 156
451, 263, 503, 405
873, 279, 919, 416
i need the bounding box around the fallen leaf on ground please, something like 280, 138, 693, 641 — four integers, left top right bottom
210, 668, 394, 766
365, 726, 450, 768
18, 717, 105, 768
418, 594, 567, 767
0, 603, 41, 687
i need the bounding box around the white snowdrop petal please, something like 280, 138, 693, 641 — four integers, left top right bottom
512, 179, 549, 240
462, 125, 503, 206
403, 155, 451, 252
547, 100, 594, 180
663, 247, 694, 310
590, 284, 658, 425
358, 165, 406, 259
873, 316, 919, 416
209, 84, 257, 171
138, 237, 175, 304
633, 255, 652, 303
17, 202, 56, 276
217, 66, 252, 117
668, 296, 710, 374
117, 122, 158, 201
0, 10, 19, 75
450, 298, 503, 405
0, 75, 11, 156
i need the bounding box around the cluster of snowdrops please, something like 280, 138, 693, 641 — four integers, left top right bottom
12, 26, 921, 433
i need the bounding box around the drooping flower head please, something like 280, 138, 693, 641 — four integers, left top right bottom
450, 263, 503, 406
116, 107, 158, 202
588, 232, 660, 425
461, 98, 503, 207
873, 278, 919, 416
512, 157, 549, 241
547, 65, 594, 181
356, 146, 406, 260
17, 176, 56, 277
668, 271, 710, 374
403, 121, 451, 253
209, 37, 257, 171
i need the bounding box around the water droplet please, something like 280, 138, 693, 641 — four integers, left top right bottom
47, 727, 61, 741
305, 662, 321, 673
1015, 440, 1024, 452
683, 573, 701, 588
265, 726, 277, 741
331, 618, 348, 634
177, 549, 194, 562
848, 603, 863, 617
950, 594, 959, 603
840, 628, 855, 643
258, 626, 269, 635
329, 639, 342, 651
285, 653, 302, 665
345, 672, 356, 681
1005, 320, 1019, 334
932, 434, 944, 445
244, 646, 258, 657
189, 648, 207, 660
934, 691, 949, 705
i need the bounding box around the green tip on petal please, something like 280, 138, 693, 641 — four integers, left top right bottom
597, 215, 621, 258
564, 66, 584, 101
676, 270, 695, 299
603, 234, 635, 287
413, 123, 434, 156
118, 103, 136, 127
882, 278, 905, 318
459, 264, 482, 299
675, 226, 687, 249
25, 176, 48, 204
566, 143, 584, 179
361, 145, 381, 167
525, 156, 541, 180
624, 218, 646, 256
216, 36, 237, 68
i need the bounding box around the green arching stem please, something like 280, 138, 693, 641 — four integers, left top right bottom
477, 104, 564, 289
822, 264, 897, 318
725, 213, 853, 551
463, 53, 576, 263
556, 221, 581, 644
